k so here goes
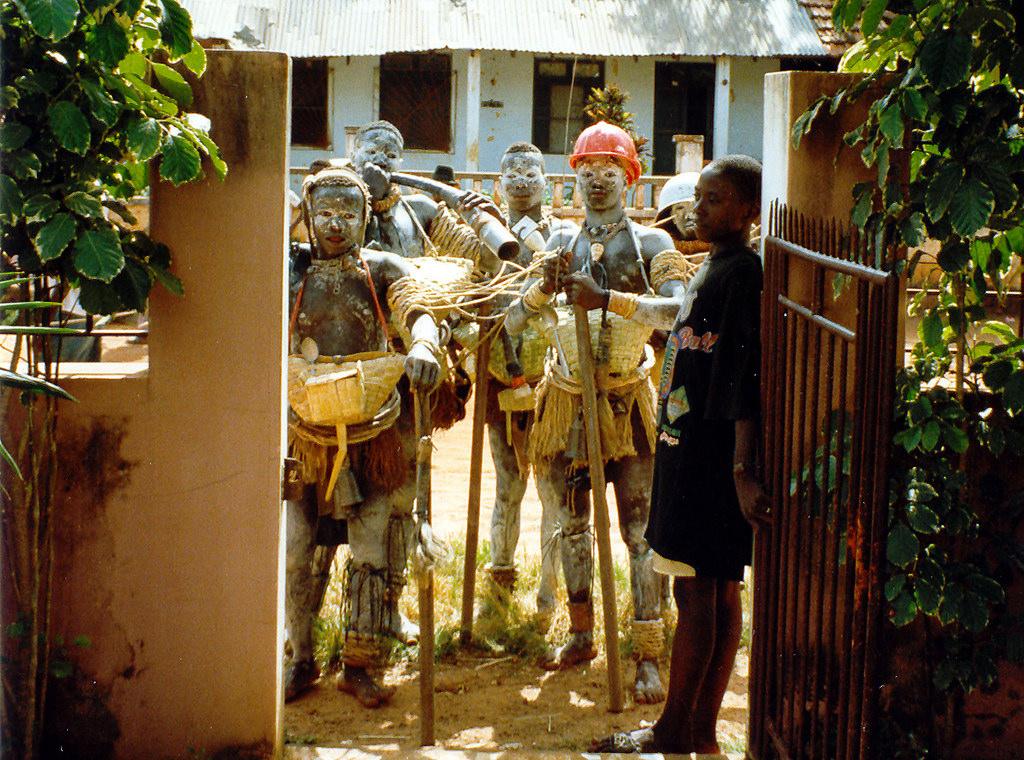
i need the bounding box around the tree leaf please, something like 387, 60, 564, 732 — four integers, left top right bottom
919, 310, 943, 348
0, 121, 31, 151
12, 0, 79, 40
919, 31, 972, 91
159, 134, 201, 185
1004, 371, 1024, 413
151, 62, 192, 107
890, 589, 918, 626
128, 118, 162, 161
942, 425, 969, 454
119, 51, 149, 78
885, 573, 906, 602
80, 79, 120, 127
914, 579, 941, 615
182, 39, 207, 76
86, 13, 129, 66
949, 177, 995, 237
920, 420, 940, 451
959, 592, 989, 633
78, 277, 124, 315
47, 100, 91, 155
23, 194, 61, 223
851, 186, 873, 228
63, 191, 104, 218
191, 128, 227, 180
34, 213, 77, 262
158, 0, 194, 57
925, 163, 962, 222
900, 212, 924, 247
113, 257, 153, 312
908, 501, 940, 533
5, 150, 42, 180
902, 88, 927, 120
149, 262, 184, 296
0, 175, 24, 221
878, 103, 904, 147
887, 523, 919, 568
861, 0, 889, 36
73, 227, 125, 283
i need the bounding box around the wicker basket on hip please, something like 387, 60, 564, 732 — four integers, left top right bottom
288, 351, 405, 427
543, 306, 653, 381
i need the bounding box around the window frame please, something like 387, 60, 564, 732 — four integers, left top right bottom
290, 57, 331, 149
377, 52, 454, 153
531, 57, 605, 154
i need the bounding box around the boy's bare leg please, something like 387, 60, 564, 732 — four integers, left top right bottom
690, 579, 742, 753
608, 454, 665, 704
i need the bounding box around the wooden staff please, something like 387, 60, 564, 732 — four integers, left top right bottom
573, 305, 625, 713
460, 306, 491, 646
414, 389, 435, 745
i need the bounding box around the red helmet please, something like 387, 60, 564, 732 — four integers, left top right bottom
569, 121, 643, 186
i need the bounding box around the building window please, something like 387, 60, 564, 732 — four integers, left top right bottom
653, 62, 715, 174
379, 53, 452, 152
532, 58, 604, 154
291, 58, 329, 147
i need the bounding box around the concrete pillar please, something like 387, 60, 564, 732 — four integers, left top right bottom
713, 56, 731, 158
53, 50, 290, 757
466, 49, 481, 171
673, 134, 705, 173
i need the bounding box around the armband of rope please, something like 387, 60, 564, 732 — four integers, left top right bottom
429, 202, 483, 265
522, 281, 554, 313
606, 289, 639, 319
650, 249, 708, 292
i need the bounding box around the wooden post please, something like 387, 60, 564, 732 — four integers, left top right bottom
414, 391, 435, 746
460, 311, 491, 645
572, 306, 624, 713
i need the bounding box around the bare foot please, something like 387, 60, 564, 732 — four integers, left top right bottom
589, 727, 684, 754
633, 659, 665, 704
392, 613, 419, 645
284, 659, 320, 702
335, 666, 395, 708
539, 632, 597, 671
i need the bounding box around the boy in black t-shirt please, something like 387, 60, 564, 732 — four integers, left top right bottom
570, 156, 770, 754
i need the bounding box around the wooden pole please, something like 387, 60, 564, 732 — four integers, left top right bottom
460, 311, 491, 646
414, 390, 435, 746
572, 305, 624, 713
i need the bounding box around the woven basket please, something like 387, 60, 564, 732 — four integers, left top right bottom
288, 351, 405, 426
545, 306, 653, 380
497, 384, 536, 413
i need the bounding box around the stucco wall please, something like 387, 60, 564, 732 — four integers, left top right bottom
295, 52, 774, 184
727, 57, 780, 159
51, 50, 289, 758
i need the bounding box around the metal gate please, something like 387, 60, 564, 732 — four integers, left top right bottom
748, 204, 902, 760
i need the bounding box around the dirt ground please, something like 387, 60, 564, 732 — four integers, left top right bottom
283, 396, 750, 756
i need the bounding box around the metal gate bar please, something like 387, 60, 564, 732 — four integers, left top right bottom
749, 204, 901, 760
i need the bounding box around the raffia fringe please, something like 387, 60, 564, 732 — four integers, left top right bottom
632, 618, 665, 661
527, 372, 657, 463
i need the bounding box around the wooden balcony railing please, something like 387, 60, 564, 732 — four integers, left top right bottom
289, 167, 671, 222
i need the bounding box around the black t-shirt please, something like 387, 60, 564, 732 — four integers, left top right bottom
644, 245, 762, 579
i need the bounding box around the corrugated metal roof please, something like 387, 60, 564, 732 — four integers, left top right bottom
184, 0, 828, 58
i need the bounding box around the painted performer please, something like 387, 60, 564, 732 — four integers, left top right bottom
505, 121, 683, 704
587, 156, 771, 754
284, 164, 444, 707
479, 142, 577, 624
351, 119, 502, 270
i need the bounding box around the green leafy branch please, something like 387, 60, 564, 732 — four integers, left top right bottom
2, 0, 226, 315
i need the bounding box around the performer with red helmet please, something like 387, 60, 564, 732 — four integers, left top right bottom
506, 121, 692, 705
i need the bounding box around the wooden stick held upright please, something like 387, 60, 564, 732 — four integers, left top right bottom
414, 390, 435, 745
460, 306, 491, 646
572, 305, 625, 713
